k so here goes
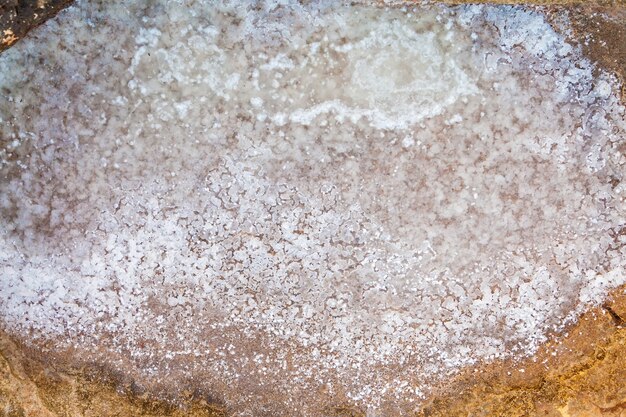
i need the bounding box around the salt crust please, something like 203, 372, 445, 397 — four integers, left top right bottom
0, 1, 625, 414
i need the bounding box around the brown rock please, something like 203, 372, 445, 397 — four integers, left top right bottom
0, 0, 73, 53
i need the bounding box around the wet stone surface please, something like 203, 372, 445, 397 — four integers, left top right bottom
0, 1, 625, 416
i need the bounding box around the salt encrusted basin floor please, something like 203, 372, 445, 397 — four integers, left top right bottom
0, 1, 625, 416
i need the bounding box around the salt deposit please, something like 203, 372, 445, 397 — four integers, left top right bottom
0, 1, 625, 415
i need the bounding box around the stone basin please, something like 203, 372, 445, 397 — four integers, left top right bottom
0, 1, 625, 416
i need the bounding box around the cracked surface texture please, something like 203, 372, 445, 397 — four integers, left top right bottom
0, 1, 625, 415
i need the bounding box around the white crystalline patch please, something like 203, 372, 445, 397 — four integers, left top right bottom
284, 18, 478, 129
0, 1, 625, 414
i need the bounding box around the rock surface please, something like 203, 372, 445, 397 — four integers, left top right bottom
0, 286, 624, 416
0, 0, 73, 53
0, 1, 625, 417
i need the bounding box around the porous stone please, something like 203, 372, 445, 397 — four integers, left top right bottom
0, 1, 625, 416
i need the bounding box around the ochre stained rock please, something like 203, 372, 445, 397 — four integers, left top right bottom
0, 330, 227, 417
0, 287, 624, 416
415, 286, 626, 417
